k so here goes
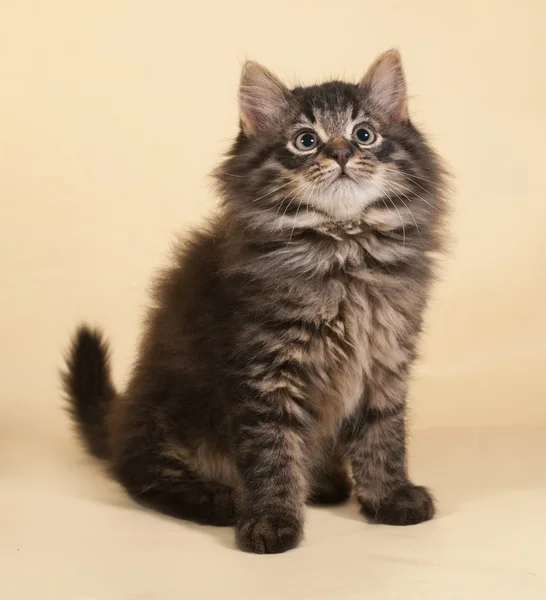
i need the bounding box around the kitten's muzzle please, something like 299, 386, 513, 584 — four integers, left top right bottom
323, 140, 355, 170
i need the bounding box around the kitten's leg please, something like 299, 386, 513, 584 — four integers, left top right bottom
233, 388, 310, 554
113, 444, 235, 526
343, 377, 435, 525
308, 448, 352, 506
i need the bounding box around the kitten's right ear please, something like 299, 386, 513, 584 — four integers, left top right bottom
239, 61, 290, 136
360, 49, 408, 122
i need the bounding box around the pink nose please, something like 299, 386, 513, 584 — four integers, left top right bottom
331, 147, 353, 168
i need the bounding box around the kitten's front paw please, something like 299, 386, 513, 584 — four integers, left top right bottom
359, 483, 435, 526
236, 514, 303, 554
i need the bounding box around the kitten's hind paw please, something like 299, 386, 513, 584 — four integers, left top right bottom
359, 483, 435, 526
236, 514, 303, 554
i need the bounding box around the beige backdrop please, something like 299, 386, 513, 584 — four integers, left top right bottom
1, 0, 545, 439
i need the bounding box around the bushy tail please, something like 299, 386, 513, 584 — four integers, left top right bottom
62, 325, 116, 459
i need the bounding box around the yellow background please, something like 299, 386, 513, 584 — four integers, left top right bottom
1, 0, 545, 436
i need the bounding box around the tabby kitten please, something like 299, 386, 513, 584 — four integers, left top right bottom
63, 50, 447, 554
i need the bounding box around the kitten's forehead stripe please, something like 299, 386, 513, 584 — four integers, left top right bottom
293, 82, 361, 114
300, 99, 316, 124
351, 103, 360, 121
291, 83, 365, 141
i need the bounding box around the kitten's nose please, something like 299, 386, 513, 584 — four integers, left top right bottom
325, 143, 354, 169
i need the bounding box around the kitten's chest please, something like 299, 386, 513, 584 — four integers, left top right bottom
306, 276, 408, 431
272, 231, 414, 431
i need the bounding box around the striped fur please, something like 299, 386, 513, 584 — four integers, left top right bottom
63, 51, 448, 554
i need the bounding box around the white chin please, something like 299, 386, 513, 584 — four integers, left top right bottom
311, 178, 381, 220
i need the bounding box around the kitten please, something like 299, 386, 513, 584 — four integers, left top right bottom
63, 50, 448, 554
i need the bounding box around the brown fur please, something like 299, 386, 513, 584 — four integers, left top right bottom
62, 50, 449, 554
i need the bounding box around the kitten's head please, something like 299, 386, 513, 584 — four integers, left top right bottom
217, 50, 445, 233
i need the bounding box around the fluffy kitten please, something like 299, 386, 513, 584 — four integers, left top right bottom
63, 50, 448, 554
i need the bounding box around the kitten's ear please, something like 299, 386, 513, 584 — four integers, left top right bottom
360, 50, 408, 122
239, 61, 290, 135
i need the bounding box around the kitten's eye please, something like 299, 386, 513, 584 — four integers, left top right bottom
353, 125, 376, 145
294, 131, 318, 151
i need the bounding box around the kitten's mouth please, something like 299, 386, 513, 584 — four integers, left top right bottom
323, 168, 354, 186
336, 170, 353, 182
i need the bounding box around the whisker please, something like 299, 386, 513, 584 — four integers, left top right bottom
251, 179, 294, 203
365, 177, 406, 248
381, 181, 425, 249
221, 172, 248, 179
274, 180, 313, 221
382, 177, 441, 213
279, 181, 313, 225
382, 167, 437, 186
287, 181, 316, 246
382, 167, 441, 204
246, 180, 315, 226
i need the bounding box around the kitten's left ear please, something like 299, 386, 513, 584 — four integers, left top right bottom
360, 49, 408, 122
239, 61, 291, 135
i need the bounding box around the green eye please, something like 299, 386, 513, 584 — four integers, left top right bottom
353, 125, 376, 145
294, 131, 318, 151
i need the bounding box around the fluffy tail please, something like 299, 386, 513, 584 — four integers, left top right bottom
62, 325, 116, 459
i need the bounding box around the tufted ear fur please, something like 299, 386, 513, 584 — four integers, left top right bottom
238, 61, 291, 135
360, 49, 408, 122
